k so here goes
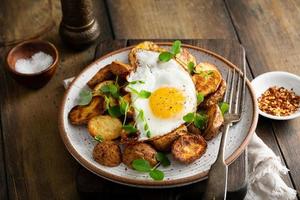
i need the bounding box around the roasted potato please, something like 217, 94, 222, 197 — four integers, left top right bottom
187, 124, 201, 135
192, 62, 222, 96
123, 143, 158, 168
172, 134, 207, 164
151, 125, 188, 152
201, 79, 226, 108
68, 96, 105, 125
87, 61, 133, 88
175, 48, 197, 70
120, 129, 140, 144
128, 41, 165, 68
93, 141, 122, 167
93, 80, 115, 97
203, 104, 224, 140
87, 115, 122, 140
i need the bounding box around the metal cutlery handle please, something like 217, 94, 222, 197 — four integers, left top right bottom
203, 123, 230, 200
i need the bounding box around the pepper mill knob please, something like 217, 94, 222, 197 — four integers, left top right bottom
59, 0, 100, 49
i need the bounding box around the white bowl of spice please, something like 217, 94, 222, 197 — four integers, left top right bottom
251, 71, 300, 120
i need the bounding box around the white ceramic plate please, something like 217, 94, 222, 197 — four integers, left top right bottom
251, 71, 300, 120
59, 43, 258, 188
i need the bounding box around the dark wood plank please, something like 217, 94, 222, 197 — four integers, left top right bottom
0, 0, 112, 199
226, 0, 300, 192
106, 0, 237, 39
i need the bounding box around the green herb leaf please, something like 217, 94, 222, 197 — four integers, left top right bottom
219, 102, 229, 116
183, 112, 195, 123
187, 62, 195, 74
108, 105, 122, 118
156, 152, 171, 167
100, 84, 119, 98
132, 159, 151, 172
129, 80, 145, 84
149, 169, 164, 181
137, 109, 145, 121
170, 40, 181, 55
159, 52, 173, 62
119, 97, 129, 115
139, 90, 151, 99
94, 135, 103, 142
197, 93, 205, 105
194, 113, 207, 129
122, 124, 137, 134
78, 90, 93, 105
146, 131, 151, 138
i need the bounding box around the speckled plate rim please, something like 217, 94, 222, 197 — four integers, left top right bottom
59, 42, 258, 188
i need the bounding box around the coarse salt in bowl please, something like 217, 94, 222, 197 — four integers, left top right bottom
251, 71, 300, 120
6, 40, 59, 88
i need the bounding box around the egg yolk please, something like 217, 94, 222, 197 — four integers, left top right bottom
149, 87, 185, 119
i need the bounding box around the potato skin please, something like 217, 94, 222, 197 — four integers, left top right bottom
93, 141, 122, 167
87, 115, 122, 140
187, 124, 201, 135
203, 104, 224, 140
175, 48, 197, 70
192, 62, 222, 96
128, 41, 165, 68
202, 79, 226, 108
151, 125, 188, 152
68, 96, 104, 125
123, 143, 158, 168
87, 61, 133, 88
172, 134, 207, 164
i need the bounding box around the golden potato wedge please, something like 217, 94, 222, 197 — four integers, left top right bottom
123, 143, 158, 168
203, 104, 224, 140
68, 96, 105, 125
187, 124, 201, 135
93, 141, 122, 167
151, 125, 188, 152
93, 80, 115, 97
128, 41, 165, 68
175, 48, 197, 70
201, 79, 226, 108
87, 61, 133, 88
172, 134, 207, 164
192, 62, 222, 96
87, 115, 122, 140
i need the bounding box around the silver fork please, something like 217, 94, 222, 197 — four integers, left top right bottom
203, 64, 246, 200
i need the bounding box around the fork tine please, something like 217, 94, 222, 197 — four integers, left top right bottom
228, 69, 236, 113
223, 68, 232, 102
234, 71, 241, 114
239, 60, 247, 115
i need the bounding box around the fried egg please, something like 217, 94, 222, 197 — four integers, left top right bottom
126, 50, 197, 140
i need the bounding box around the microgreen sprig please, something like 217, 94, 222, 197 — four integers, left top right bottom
197, 92, 205, 105
158, 40, 181, 62
183, 112, 208, 130
219, 102, 229, 116
132, 152, 170, 181
128, 86, 151, 99
78, 90, 93, 105
137, 109, 151, 138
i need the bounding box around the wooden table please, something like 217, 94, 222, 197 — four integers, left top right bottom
0, 0, 299, 199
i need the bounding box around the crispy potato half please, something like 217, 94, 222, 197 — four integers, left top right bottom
172, 134, 207, 164
87, 115, 122, 140
87, 61, 133, 88
128, 41, 165, 68
93, 141, 122, 167
203, 104, 224, 140
201, 79, 226, 108
68, 96, 104, 125
93, 80, 115, 97
123, 143, 158, 168
151, 125, 188, 152
187, 124, 201, 135
192, 62, 222, 96
175, 48, 197, 70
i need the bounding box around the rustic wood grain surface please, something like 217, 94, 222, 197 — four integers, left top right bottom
0, 0, 299, 199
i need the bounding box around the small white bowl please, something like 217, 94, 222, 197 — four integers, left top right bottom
251, 71, 300, 120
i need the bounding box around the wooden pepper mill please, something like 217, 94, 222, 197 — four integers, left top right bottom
59, 0, 100, 49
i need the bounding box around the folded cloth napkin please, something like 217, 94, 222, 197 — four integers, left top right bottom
63, 77, 297, 200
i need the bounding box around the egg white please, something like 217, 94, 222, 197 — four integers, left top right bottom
126, 50, 197, 140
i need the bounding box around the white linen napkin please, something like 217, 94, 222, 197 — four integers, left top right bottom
63, 77, 297, 199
